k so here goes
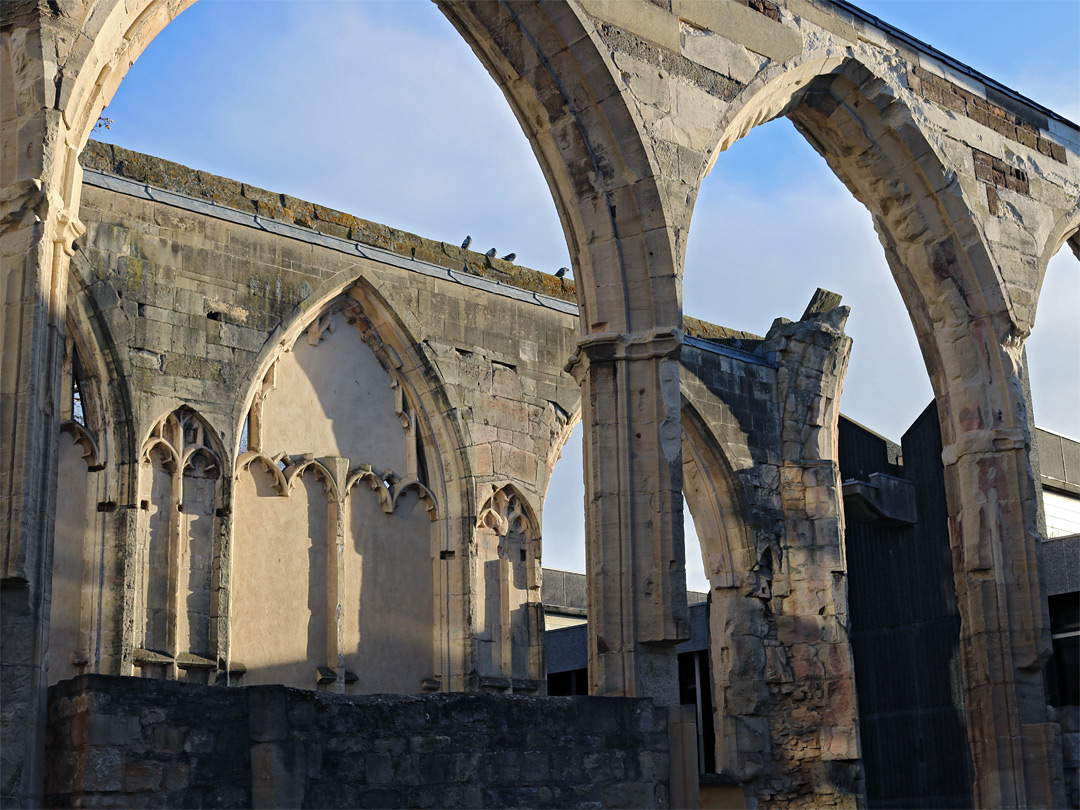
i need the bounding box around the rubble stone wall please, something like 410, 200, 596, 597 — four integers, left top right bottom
44, 674, 672, 809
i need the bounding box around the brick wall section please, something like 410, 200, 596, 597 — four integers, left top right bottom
973, 148, 1030, 216
45, 675, 671, 809
644, 0, 780, 21
973, 148, 1030, 194
906, 67, 1068, 164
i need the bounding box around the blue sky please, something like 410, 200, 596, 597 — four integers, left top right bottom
94, 0, 1079, 587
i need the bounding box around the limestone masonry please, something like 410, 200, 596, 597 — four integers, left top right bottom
3, 1, 1078, 808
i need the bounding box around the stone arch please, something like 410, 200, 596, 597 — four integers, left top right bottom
709, 51, 1060, 806
236, 276, 466, 518
538, 404, 581, 510
283, 458, 339, 502
472, 483, 544, 691
392, 480, 439, 519
235, 452, 287, 496
1039, 204, 1080, 277
48, 317, 109, 686
712, 55, 1006, 331
681, 403, 757, 584
4, 4, 1072, 806
679, 402, 768, 779
13, 0, 689, 709
34, 0, 681, 348
437, 1, 684, 332
232, 276, 471, 689
133, 406, 225, 679
344, 468, 394, 515
435, 7, 691, 700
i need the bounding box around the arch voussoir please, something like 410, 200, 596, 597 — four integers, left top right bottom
4, 2, 1078, 808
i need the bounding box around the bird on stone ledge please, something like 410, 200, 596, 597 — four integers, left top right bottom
555, 267, 569, 278
485, 248, 497, 258
461, 235, 472, 249
502, 252, 516, 262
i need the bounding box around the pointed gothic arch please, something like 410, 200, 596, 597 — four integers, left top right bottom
132, 406, 225, 678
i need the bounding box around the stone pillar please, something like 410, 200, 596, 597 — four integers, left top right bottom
1, 178, 84, 806
324, 457, 349, 694
942, 425, 1063, 808
926, 294, 1063, 806
760, 293, 864, 807
566, 329, 689, 706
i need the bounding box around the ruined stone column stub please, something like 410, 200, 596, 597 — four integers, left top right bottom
757, 298, 866, 806
566, 328, 689, 705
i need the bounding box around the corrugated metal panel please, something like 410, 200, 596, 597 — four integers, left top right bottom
841, 401, 973, 808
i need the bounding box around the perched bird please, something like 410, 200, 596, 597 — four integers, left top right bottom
461, 235, 472, 249
485, 248, 497, 258
555, 267, 569, 278
502, 252, 516, 262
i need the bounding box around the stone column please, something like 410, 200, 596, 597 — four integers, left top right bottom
927, 299, 1062, 807
942, 423, 1063, 808
566, 329, 689, 706
760, 293, 864, 807
323, 457, 350, 694
1, 178, 84, 806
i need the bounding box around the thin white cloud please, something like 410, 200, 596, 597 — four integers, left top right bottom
100, 0, 1076, 574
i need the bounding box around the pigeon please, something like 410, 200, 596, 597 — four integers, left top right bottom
502, 252, 516, 262
461, 235, 472, 249
555, 267, 569, 278
485, 248, 497, 258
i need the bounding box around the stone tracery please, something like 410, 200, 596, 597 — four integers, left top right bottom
1, 1, 1077, 807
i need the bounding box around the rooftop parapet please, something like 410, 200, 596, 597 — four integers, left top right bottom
80, 140, 763, 350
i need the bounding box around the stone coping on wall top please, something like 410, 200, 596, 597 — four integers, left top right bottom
830, 0, 1075, 130
47, 672, 667, 717
79, 140, 764, 353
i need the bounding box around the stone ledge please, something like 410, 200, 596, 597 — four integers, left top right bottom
80, 140, 578, 302
80, 140, 763, 349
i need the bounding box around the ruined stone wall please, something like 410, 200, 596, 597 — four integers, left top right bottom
676, 302, 863, 808
45, 674, 672, 809
56, 146, 867, 807
65, 142, 591, 697
6, 2, 1078, 806
63, 139, 785, 702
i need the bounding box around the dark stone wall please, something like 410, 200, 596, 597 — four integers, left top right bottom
45, 675, 672, 809
46, 675, 251, 808
841, 405, 974, 809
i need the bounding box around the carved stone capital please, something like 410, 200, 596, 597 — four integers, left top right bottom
54, 205, 86, 257
564, 327, 682, 384
940, 426, 1028, 467
0, 180, 85, 255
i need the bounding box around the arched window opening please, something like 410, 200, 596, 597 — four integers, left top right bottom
231, 297, 442, 694
542, 421, 711, 593
473, 484, 544, 691
1028, 241, 1080, 713
686, 116, 930, 441
1027, 247, 1080, 440
135, 408, 224, 682
50, 329, 107, 686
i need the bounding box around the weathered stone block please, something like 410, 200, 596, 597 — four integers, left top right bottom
123, 761, 163, 792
